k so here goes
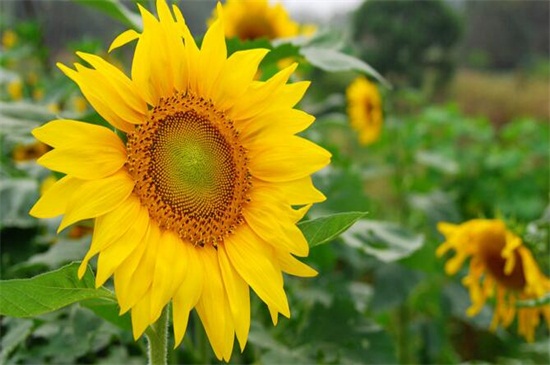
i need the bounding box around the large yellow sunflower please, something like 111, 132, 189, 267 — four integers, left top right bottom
437, 219, 550, 342
210, 0, 311, 41
346, 76, 383, 145
29, 0, 330, 360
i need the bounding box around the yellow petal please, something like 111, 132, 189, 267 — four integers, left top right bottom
253, 177, 326, 206
229, 63, 297, 120
78, 194, 143, 279
57, 63, 135, 132
150, 231, 187, 323
58, 170, 134, 232
225, 225, 290, 317
197, 3, 226, 98
211, 48, 269, 110
76, 52, 148, 117
92, 197, 150, 286
131, 289, 153, 339
172, 243, 204, 347
218, 245, 250, 351
239, 108, 315, 141
36, 141, 126, 181
118, 223, 161, 313
29, 175, 83, 218
248, 135, 331, 182
277, 251, 318, 277
243, 195, 309, 257
195, 246, 235, 361
33, 119, 120, 149
109, 29, 140, 52
114, 229, 149, 314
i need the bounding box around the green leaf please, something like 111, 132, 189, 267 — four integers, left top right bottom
299, 211, 368, 248
342, 220, 424, 262
0, 262, 114, 318
73, 0, 142, 30
80, 298, 132, 331
300, 47, 390, 87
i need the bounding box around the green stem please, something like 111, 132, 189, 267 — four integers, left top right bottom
145, 306, 169, 365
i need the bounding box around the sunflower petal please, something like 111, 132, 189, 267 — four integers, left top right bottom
248, 135, 331, 182
93, 198, 149, 287
172, 244, 204, 347
29, 175, 83, 218
225, 226, 290, 317
218, 245, 250, 351
195, 246, 235, 361
109, 29, 140, 52
78, 194, 143, 279
58, 170, 134, 232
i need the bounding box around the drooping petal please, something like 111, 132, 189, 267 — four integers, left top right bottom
225, 225, 290, 318
172, 243, 204, 347
58, 170, 134, 232
218, 245, 250, 350
195, 246, 235, 361
92, 197, 150, 286
150, 230, 188, 323
78, 194, 143, 279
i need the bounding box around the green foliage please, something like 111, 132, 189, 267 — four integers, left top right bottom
0, 262, 113, 318
299, 211, 368, 247
352, 0, 462, 91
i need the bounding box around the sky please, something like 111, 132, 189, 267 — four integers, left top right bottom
280, 0, 363, 19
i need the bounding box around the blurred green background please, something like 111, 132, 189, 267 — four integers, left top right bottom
1, 0, 548, 364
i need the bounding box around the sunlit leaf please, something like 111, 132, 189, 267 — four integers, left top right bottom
0, 262, 113, 318
73, 0, 142, 30
299, 211, 368, 247
300, 47, 389, 87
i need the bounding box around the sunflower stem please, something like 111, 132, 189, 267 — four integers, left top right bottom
146, 306, 169, 365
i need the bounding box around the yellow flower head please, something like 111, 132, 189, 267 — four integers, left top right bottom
210, 0, 308, 41
7, 79, 23, 100
2, 29, 17, 49
437, 219, 550, 342
30, 0, 330, 361
346, 76, 383, 145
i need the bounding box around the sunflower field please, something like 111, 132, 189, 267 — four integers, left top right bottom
1, 1, 549, 364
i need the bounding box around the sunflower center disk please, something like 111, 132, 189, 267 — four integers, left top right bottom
127, 93, 251, 246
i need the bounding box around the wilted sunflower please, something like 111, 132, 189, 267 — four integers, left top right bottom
210, 0, 311, 41
437, 219, 550, 342
346, 76, 383, 145
29, 0, 330, 360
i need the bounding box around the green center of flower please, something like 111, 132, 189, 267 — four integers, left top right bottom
126, 92, 251, 246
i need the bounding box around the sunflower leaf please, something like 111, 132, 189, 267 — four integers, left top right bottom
300, 47, 390, 88
0, 262, 114, 318
72, 0, 142, 30
299, 211, 368, 247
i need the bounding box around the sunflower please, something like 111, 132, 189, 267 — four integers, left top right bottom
210, 0, 311, 41
29, 0, 330, 361
437, 219, 550, 342
346, 76, 383, 145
